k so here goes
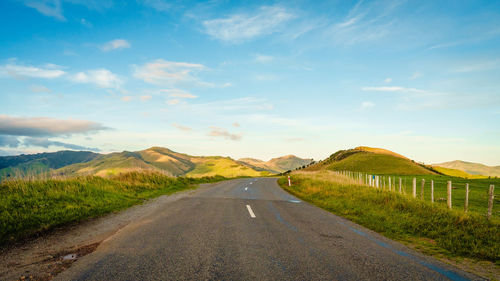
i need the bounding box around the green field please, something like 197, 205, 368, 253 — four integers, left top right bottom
0, 172, 226, 246
279, 171, 499, 267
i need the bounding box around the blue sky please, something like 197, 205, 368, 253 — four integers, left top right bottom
0, 0, 499, 165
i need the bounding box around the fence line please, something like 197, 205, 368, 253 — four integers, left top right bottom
328, 170, 496, 219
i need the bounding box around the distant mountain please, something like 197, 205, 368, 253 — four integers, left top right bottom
54, 147, 273, 178
306, 146, 436, 175
433, 160, 500, 177
0, 151, 100, 180
431, 166, 487, 179
238, 155, 313, 173
0, 147, 314, 179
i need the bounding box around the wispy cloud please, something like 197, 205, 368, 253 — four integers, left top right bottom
133, 59, 209, 87
166, 99, 180, 105
70, 68, 122, 88
452, 60, 500, 73
255, 54, 274, 63
384, 78, 392, 83
172, 123, 191, 131
361, 101, 375, 109
361, 86, 427, 94
187, 97, 274, 113
100, 39, 131, 51
0, 62, 66, 79
140, 95, 152, 101
121, 96, 132, 102
30, 84, 52, 93
23, 0, 65, 20
325, 0, 401, 45
159, 89, 198, 98
0, 115, 107, 137
410, 71, 422, 79
202, 5, 295, 43
139, 0, 171, 11
20, 0, 113, 21
208, 127, 242, 141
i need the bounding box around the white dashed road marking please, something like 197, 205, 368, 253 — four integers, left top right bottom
246, 205, 256, 218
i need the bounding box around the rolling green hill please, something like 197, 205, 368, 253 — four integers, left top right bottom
306, 147, 436, 175
54, 147, 272, 178
0, 151, 100, 181
238, 155, 313, 173
433, 160, 500, 177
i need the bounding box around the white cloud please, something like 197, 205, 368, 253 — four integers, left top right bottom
202, 5, 295, 43
0, 63, 66, 79
121, 96, 132, 102
232, 122, 240, 127
384, 78, 392, 83
133, 59, 208, 86
255, 54, 274, 63
70, 68, 122, 88
361, 101, 375, 109
101, 39, 131, 51
208, 127, 242, 141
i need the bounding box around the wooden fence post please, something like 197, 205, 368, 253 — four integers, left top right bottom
488, 185, 495, 219
412, 178, 417, 198
389, 177, 391, 191
421, 179, 425, 200
447, 181, 452, 209
399, 177, 402, 193
431, 180, 434, 203
464, 183, 469, 213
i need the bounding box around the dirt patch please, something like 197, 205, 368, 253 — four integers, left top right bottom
0, 183, 215, 281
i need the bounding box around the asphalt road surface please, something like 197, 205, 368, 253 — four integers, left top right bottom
56, 178, 480, 281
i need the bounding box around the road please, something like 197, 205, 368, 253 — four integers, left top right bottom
56, 178, 480, 281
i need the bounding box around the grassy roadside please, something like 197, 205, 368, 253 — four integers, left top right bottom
278, 171, 499, 274
0, 171, 226, 246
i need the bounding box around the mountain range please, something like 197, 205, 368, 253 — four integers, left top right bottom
0, 147, 313, 180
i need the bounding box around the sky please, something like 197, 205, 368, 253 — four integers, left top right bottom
0, 0, 499, 165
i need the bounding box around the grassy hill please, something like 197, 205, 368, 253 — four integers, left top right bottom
432, 166, 487, 179
434, 160, 500, 177
238, 155, 313, 173
306, 147, 436, 175
54, 147, 271, 178
0, 151, 100, 181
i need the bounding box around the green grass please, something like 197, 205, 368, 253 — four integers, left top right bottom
279, 171, 499, 263
0, 171, 226, 246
